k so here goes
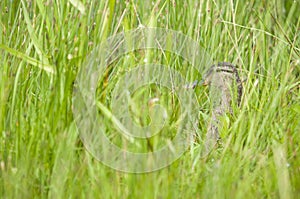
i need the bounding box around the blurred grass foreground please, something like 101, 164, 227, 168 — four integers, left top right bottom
0, 0, 300, 198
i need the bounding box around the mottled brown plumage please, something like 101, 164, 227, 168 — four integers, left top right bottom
202, 62, 242, 151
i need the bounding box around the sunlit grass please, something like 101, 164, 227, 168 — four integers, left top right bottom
0, 0, 299, 198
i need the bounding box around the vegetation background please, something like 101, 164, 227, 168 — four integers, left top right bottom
0, 0, 299, 198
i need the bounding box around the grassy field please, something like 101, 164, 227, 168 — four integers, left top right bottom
1, 0, 300, 198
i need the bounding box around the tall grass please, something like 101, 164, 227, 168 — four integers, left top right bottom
0, 0, 299, 198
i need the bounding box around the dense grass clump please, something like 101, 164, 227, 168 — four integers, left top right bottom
0, 0, 299, 198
